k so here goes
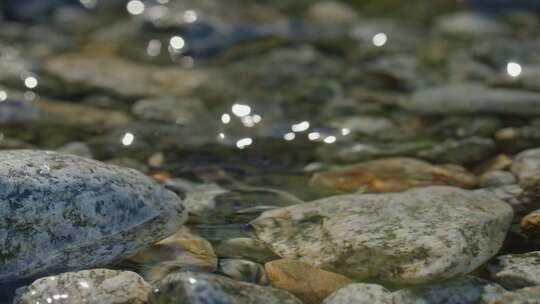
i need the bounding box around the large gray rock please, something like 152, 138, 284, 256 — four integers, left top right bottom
14, 269, 152, 304
149, 271, 302, 304
404, 84, 540, 116
489, 252, 540, 289
0, 150, 187, 283
251, 186, 513, 284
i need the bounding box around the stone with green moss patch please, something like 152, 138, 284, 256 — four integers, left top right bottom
251, 186, 512, 285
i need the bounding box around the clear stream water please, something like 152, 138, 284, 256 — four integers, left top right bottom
2, 0, 540, 303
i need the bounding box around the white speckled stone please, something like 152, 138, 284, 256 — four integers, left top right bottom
14, 269, 152, 304
251, 186, 513, 284
0, 150, 187, 283
323, 277, 505, 304
482, 286, 540, 304
322, 283, 394, 304
489, 251, 540, 289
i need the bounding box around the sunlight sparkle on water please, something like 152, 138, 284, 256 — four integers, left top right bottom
169, 36, 185, 51
122, 132, 135, 146
284, 132, 295, 141
372, 33, 388, 47
184, 10, 198, 23
232, 104, 251, 117
221, 113, 231, 124
507, 62, 522, 78
236, 137, 253, 149
308, 132, 320, 141
127, 0, 145, 15
292, 121, 310, 132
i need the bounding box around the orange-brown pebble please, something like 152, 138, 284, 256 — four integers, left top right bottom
310, 157, 478, 194
521, 210, 540, 238
265, 259, 352, 304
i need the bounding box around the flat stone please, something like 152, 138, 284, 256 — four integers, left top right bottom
435, 12, 510, 37
489, 251, 540, 289
43, 54, 209, 98
265, 259, 352, 304
310, 157, 477, 194
251, 186, 513, 284
480, 171, 517, 188
404, 84, 540, 116
131, 97, 212, 125
417, 137, 496, 165
149, 271, 302, 304
14, 269, 152, 304
0, 150, 186, 283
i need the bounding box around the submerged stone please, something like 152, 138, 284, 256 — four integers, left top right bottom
310, 157, 477, 194
128, 227, 217, 284
0, 150, 186, 283
251, 186, 513, 284
489, 251, 540, 289
149, 271, 302, 304
405, 84, 540, 116
14, 269, 152, 304
219, 259, 268, 285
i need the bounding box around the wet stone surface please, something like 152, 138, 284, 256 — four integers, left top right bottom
3, 0, 540, 302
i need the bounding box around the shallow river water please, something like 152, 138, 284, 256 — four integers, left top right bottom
2, 0, 540, 303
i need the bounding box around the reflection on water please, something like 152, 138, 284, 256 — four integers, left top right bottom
2, 0, 540, 302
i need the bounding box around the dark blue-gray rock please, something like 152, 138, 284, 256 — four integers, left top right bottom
0, 150, 187, 283
149, 271, 302, 304
251, 186, 513, 285
404, 84, 540, 116
417, 137, 496, 165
